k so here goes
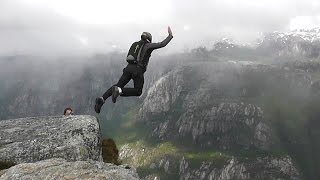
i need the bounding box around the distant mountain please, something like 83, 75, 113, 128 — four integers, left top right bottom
213, 38, 239, 50
257, 28, 320, 58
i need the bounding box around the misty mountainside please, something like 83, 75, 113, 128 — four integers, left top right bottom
258, 28, 320, 58
1, 28, 319, 119
0, 53, 181, 121
1, 28, 320, 179
0, 115, 139, 179
119, 29, 320, 180
120, 60, 314, 180
198, 27, 320, 62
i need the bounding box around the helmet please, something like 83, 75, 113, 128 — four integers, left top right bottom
141, 32, 152, 42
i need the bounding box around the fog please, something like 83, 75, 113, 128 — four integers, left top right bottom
0, 0, 320, 57
1, 1, 320, 179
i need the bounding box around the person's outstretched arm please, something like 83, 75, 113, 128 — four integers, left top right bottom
148, 26, 173, 50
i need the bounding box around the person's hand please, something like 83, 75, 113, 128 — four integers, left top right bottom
168, 26, 173, 36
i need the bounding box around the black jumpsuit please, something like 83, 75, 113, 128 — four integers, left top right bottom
102, 34, 173, 100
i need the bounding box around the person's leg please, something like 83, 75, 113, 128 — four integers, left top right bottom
95, 66, 133, 113
121, 69, 144, 97
102, 67, 132, 100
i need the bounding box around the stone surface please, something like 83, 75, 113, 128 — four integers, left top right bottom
0, 115, 102, 163
0, 158, 139, 180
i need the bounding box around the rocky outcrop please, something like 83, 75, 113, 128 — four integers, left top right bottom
179, 156, 301, 180
0, 158, 139, 180
0, 115, 141, 179
0, 115, 101, 163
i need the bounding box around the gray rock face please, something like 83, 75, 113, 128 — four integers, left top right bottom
141, 67, 184, 114
0, 115, 102, 163
179, 156, 301, 180
140, 62, 310, 150
0, 158, 139, 180
174, 103, 269, 150
133, 61, 309, 179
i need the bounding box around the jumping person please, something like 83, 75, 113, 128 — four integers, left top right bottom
94, 26, 173, 113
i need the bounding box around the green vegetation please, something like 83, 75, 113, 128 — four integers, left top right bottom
79, 147, 88, 157
137, 167, 180, 180
234, 148, 288, 162
121, 140, 232, 179
101, 102, 149, 145
121, 140, 178, 167
184, 151, 230, 168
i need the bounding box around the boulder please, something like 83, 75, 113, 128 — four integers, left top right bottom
0, 115, 101, 163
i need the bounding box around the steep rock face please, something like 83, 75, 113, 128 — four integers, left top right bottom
258, 28, 320, 58
175, 103, 268, 150
139, 61, 313, 150
179, 156, 301, 180
134, 61, 312, 178
139, 61, 312, 150
0, 158, 139, 180
0, 115, 101, 163
141, 67, 184, 114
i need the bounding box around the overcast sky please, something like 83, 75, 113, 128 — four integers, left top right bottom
1, 0, 320, 57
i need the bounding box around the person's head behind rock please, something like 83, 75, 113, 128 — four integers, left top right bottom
63, 107, 73, 116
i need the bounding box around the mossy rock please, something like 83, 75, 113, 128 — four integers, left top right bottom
102, 138, 121, 165
0, 160, 15, 170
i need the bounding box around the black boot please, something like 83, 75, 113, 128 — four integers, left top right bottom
94, 97, 105, 113
112, 86, 121, 103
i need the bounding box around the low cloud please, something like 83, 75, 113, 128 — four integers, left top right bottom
0, 0, 320, 56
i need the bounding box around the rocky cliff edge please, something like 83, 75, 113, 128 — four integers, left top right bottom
0, 115, 139, 180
